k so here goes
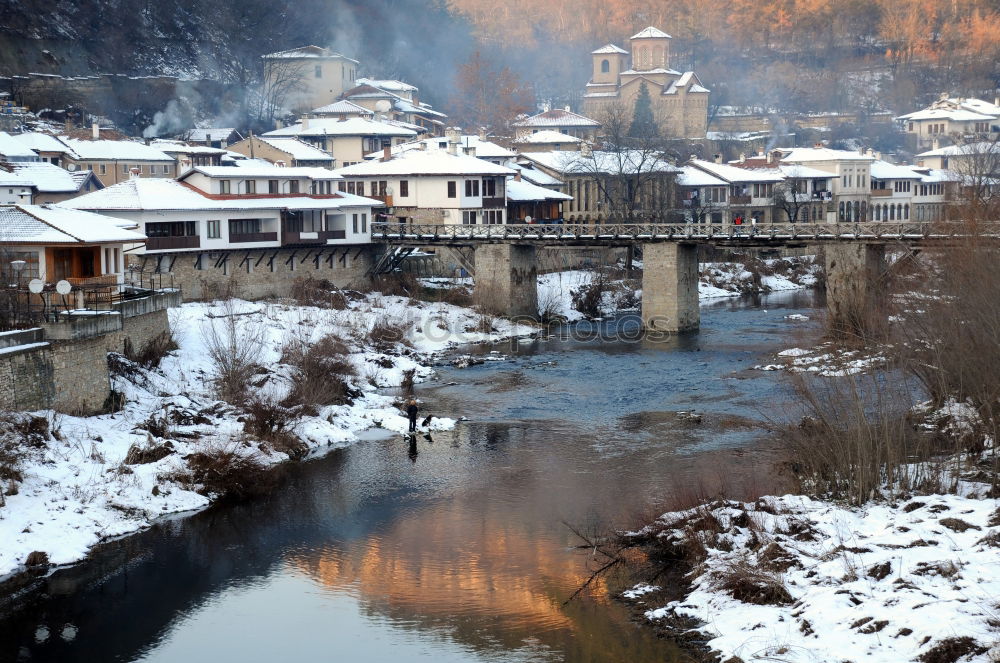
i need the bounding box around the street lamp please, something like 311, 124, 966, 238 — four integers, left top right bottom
10, 260, 26, 289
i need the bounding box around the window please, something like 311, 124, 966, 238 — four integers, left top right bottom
462, 210, 478, 225
483, 209, 503, 224
314, 65, 322, 78
399, 180, 409, 197
269, 180, 279, 194
289, 180, 299, 194
99, 163, 106, 175
0, 251, 39, 279
447, 181, 457, 198
464, 179, 480, 197
482, 177, 496, 197
207, 220, 221, 238
219, 180, 230, 194
228, 219, 262, 235
245, 179, 256, 194
601, 59, 610, 73
352, 214, 358, 233
122, 163, 130, 174
361, 213, 367, 233
146, 221, 197, 237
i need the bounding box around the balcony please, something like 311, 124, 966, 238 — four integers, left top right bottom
368, 194, 394, 207
481, 196, 505, 209
229, 232, 278, 244
281, 229, 347, 245
870, 188, 893, 197
729, 195, 751, 205
145, 235, 201, 251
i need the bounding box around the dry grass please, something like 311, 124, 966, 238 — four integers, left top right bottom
242, 398, 307, 458
201, 300, 265, 405
280, 333, 357, 409
712, 558, 794, 605
917, 636, 988, 663
124, 331, 178, 369
182, 443, 275, 498
289, 276, 349, 309
367, 318, 411, 352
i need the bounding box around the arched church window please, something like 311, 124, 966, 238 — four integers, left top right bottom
601, 59, 610, 73
652, 47, 663, 67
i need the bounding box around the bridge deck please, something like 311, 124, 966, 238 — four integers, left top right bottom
371, 222, 982, 246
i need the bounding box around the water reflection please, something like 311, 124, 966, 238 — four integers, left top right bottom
0, 291, 819, 663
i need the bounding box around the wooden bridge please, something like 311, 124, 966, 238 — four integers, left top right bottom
370, 221, 985, 333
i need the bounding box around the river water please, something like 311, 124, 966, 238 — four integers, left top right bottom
0, 291, 821, 663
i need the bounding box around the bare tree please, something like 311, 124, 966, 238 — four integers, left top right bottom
949, 135, 1000, 222
570, 103, 678, 223
251, 58, 308, 128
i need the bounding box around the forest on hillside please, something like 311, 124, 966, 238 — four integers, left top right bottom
448, 0, 1000, 115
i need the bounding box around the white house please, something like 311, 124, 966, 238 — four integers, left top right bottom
368, 130, 517, 165
511, 109, 601, 141
907, 166, 959, 222
777, 147, 874, 221
263, 117, 417, 166
677, 166, 729, 223
868, 160, 922, 222
62, 166, 381, 255
686, 159, 785, 223
335, 147, 516, 225
0, 132, 42, 162
896, 96, 1000, 149
8, 161, 104, 204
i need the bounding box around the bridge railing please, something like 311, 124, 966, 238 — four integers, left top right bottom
370, 221, 987, 242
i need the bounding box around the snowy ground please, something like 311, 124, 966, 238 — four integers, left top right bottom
626, 491, 1000, 663
754, 342, 889, 377
699, 257, 821, 300
0, 294, 536, 580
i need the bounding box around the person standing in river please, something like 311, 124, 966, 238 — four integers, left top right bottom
405, 398, 419, 433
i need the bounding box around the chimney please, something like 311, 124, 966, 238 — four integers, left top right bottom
580, 142, 593, 157
275, 120, 283, 129
814, 142, 823, 149
446, 127, 460, 155
91, 122, 99, 140
994, 95, 999, 107
514, 171, 522, 182
713, 153, 722, 164
739, 153, 746, 163
466, 146, 477, 157
564, 105, 571, 112
301, 117, 310, 130
757, 150, 764, 157
419, 141, 428, 150
478, 127, 488, 141
382, 145, 391, 162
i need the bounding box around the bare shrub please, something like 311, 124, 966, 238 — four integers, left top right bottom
289, 276, 348, 309
124, 438, 175, 464
369, 272, 421, 297
917, 636, 988, 663
779, 372, 931, 505
0, 414, 50, 504
242, 398, 307, 458
182, 443, 275, 498
401, 368, 416, 395
123, 331, 178, 369
712, 559, 793, 605
367, 318, 410, 352
201, 301, 265, 404
280, 333, 357, 409
199, 276, 243, 302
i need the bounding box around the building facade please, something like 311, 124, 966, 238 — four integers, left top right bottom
262, 46, 359, 113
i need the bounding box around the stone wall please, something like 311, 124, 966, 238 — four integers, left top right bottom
642, 243, 700, 332
0, 337, 54, 412
48, 334, 112, 414
473, 244, 538, 318
141, 246, 375, 301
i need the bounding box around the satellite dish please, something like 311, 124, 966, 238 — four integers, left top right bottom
55, 280, 72, 295
374, 100, 391, 113
28, 279, 44, 294
525, 215, 533, 224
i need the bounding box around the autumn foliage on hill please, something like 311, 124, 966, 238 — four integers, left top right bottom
447, 0, 1000, 114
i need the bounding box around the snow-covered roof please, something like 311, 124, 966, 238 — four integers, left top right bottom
357, 78, 417, 93
917, 142, 998, 157
953, 97, 1000, 116
60, 138, 174, 162
368, 135, 516, 160
515, 130, 584, 145
505, 177, 572, 202
310, 100, 373, 116
190, 128, 240, 142
255, 137, 334, 161
688, 159, 784, 183
263, 117, 417, 138
906, 166, 962, 183
262, 46, 358, 63
9, 162, 95, 192
9, 132, 70, 153
513, 109, 601, 128
149, 140, 228, 156
870, 160, 922, 180
779, 147, 875, 163
778, 164, 835, 179
64, 178, 378, 212
0, 204, 144, 245
592, 44, 628, 55
0, 132, 39, 159
677, 166, 727, 187
631, 26, 672, 39
336, 149, 515, 177
663, 72, 710, 95
393, 97, 447, 118
508, 162, 563, 187
182, 165, 337, 180
620, 68, 682, 76
897, 108, 995, 122
523, 150, 680, 176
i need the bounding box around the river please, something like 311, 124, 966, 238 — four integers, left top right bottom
0, 290, 822, 663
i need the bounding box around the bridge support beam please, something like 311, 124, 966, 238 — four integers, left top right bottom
641, 243, 699, 333
474, 244, 538, 319
824, 243, 887, 338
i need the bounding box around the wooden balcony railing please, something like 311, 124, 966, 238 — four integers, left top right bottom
870, 189, 893, 197
281, 229, 347, 245
729, 195, 752, 205
145, 235, 201, 251
230, 232, 278, 243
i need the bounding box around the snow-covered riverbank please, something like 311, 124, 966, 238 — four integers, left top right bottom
0, 294, 535, 580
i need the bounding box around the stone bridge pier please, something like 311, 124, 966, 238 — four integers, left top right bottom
473, 244, 538, 318
641, 243, 700, 333
824, 243, 887, 336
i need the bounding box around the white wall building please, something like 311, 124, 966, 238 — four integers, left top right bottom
263, 117, 417, 167
336, 147, 515, 225
778, 147, 874, 221
896, 96, 1000, 149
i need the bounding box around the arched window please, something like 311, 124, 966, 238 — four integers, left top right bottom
889, 204, 895, 220
874, 205, 880, 221
853, 201, 860, 221
839, 201, 845, 221
601, 59, 610, 73
652, 47, 663, 67
860, 201, 867, 221
904, 204, 910, 220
